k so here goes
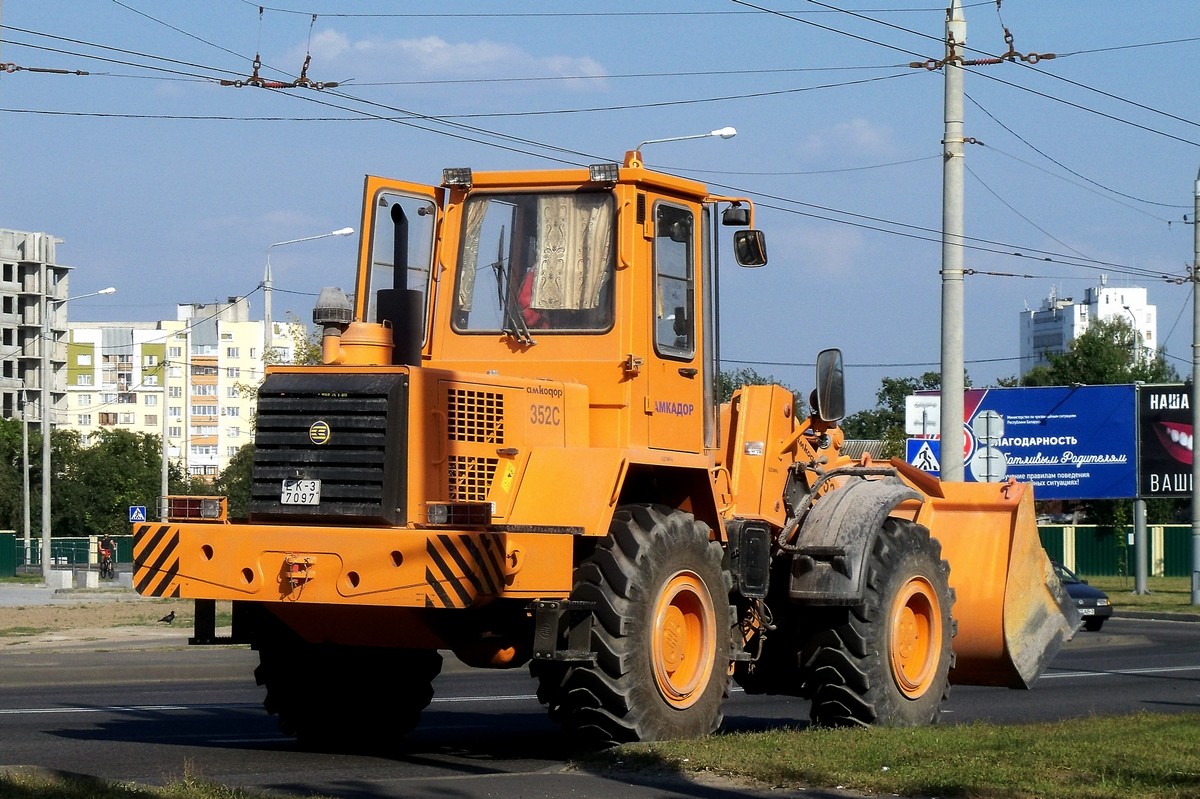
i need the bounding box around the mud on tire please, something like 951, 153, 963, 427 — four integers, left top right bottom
804, 516, 955, 727
533, 504, 733, 746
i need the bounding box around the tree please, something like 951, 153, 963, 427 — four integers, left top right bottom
718, 367, 805, 416
841, 372, 965, 458
0, 417, 26, 535
54, 428, 164, 538
265, 312, 323, 367
214, 442, 255, 520
1019, 316, 1178, 387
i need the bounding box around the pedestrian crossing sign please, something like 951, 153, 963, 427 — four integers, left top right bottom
906, 439, 940, 474
129, 505, 147, 523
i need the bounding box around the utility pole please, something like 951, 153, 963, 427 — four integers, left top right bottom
1123, 305, 1149, 595
1192, 165, 1200, 605
160, 362, 169, 521
940, 0, 966, 481
20, 385, 30, 568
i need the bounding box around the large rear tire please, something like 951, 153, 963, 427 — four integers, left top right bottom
253, 613, 442, 751
534, 504, 732, 745
805, 516, 954, 727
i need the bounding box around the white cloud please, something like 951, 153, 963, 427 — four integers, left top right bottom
796, 118, 894, 159
298, 30, 606, 87
779, 222, 867, 276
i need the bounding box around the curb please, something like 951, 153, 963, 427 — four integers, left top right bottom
1114, 609, 1200, 623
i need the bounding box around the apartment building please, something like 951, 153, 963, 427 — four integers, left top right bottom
0, 228, 71, 426
1018, 276, 1157, 376
66, 297, 306, 478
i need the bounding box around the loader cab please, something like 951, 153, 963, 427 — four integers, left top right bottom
346, 162, 767, 458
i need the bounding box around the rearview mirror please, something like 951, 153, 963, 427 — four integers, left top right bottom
814, 348, 845, 422
733, 230, 767, 267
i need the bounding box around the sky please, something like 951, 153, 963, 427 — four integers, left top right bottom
1, 1, 1198, 414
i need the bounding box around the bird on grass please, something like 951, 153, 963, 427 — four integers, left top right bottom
158, 611, 176, 624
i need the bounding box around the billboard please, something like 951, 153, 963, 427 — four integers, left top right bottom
908, 385, 1137, 500
1138, 383, 1193, 498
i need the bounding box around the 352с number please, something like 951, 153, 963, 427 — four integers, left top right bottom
530, 404, 560, 426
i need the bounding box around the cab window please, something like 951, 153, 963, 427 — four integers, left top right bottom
654, 203, 695, 358
453, 191, 615, 334
367, 191, 437, 335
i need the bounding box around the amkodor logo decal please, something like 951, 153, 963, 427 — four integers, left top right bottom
309, 420, 331, 445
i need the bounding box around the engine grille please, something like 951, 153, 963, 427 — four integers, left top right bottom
249, 372, 408, 524
448, 455, 498, 502
447, 388, 505, 443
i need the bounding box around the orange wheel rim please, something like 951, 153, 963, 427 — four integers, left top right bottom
889, 576, 942, 698
651, 570, 716, 709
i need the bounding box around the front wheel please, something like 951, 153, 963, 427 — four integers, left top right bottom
804, 516, 955, 727
534, 504, 732, 745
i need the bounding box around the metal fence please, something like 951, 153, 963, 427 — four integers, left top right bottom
1039, 524, 1191, 577
2, 534, 132, 576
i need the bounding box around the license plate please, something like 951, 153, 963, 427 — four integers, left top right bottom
1078, 607, 1095, 616
281, 479, 321, 505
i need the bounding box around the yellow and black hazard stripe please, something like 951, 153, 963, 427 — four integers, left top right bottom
132, 523, 182, 598
423, 533, 506, 608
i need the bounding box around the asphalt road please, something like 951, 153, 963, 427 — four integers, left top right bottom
1, 586, 1198, 799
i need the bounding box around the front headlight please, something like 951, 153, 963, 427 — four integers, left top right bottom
1096, 598, 1111, 607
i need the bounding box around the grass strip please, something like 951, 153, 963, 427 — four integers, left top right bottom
587, 712, 1200, 799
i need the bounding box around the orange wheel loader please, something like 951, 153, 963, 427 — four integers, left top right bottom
133, 149, 1078, 749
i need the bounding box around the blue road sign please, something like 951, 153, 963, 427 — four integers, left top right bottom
906, 438, 941, 475
129, 505, 147, 523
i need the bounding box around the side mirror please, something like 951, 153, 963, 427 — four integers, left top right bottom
733, 230, 767, 267
814, 348, 845, 422
722, 204, 750, 226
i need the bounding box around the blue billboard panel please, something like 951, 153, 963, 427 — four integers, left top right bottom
913, 385, 1136, 500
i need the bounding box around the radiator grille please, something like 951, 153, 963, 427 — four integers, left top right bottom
249, 372, 408, 524
447, 388, 504, 444
448, 455, 498, 502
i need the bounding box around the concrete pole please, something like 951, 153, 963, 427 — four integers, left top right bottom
39, 285, 115, 578
21, 386, 30, 568
263, 252, 273, 361
160, 365, 169, 521
1192, 166, 1200, 605
940, 0, 966, 481
1126, 306, 1149, 594
40, 268, 51, 577
1133, 498, 1148, 594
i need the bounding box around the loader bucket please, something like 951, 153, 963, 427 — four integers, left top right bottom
893, 464, 1080, 688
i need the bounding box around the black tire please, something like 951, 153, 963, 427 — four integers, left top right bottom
254, 614, 442, 751
534, 504, 732, 745
1083, 617, 1104, 632
804, 516, 954, 728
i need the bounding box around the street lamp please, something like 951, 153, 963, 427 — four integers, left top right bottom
263, 227, 355, 355
41, 285, 116, 577
634, 127, 736, 162
1123, 305, 1140, 367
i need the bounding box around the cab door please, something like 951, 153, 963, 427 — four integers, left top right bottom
647, 200, 705, 452
357, 176, 443, 338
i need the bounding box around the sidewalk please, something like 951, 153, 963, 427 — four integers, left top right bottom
0, 581, 143, 608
